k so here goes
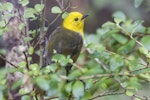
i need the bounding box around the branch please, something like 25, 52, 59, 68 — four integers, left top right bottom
84, 41, 109, 71
23, 51, 29, 70
71, 62, 84, 72
45, 96, 58, 100
116, 24, 144, 47
0, 54, 18, 68
89, 91, 125, 100
79, 73, 134, 80
133, 95, 150, 100
60, 73, 135, 80
129, 67, 150, 73
47, 0, 71, 27
56, 0, 64, 9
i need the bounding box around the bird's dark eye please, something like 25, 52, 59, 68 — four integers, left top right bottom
74, 18, 79, 21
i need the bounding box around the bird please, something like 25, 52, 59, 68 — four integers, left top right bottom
46, 12, 88, 75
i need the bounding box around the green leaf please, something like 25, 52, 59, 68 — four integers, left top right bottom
21, 95, 30, 100
87, 43, 105, 52
97, 77, 113, 90
0, 92, 3, 100
11, 79, 22, 90
1, 13, 14, 20
36, 77, 49, 91
96, 28, 109, 36
19, 0, 29, 6
19, 23, 25, 30
134, 0, 143, 8
139, 47, 148, 54
85, 79, 93, 89
52, 54, 71, 67
72, 81, 84, 100
49, 64, 57, 72
0, 21, 6, 28
18, 61, 26, 68
35, 50, 40, 56
24, 36, 33, 42
85, 34, 99, 44
24, 8, 36, 19
51, 6, 62, 14
141, 36, 150, 49
28, 46, 34, 55
0, 29, 4, 36
109, 55, 124, 71
65, 82, 73, 93
132, 20, 145, 33
47, 80, 58, 97
126, 90, 134, 96
29, 63, 39, 75
27, 57, 32, 62
112, 11, 126, 22
131, 68, 150, 74
118, 40, 136, 54
146, 27, 150, 34
114, 18, 123, 24
19, 88, 30, 95
127, 77, 142, 90
62, 12, 69, 19
135, 98, 141, 100
102, 21, 115, 28
40, 66, 51, 74
99, 83, 107, 89
123, 20, 145, 33
3, 2, 14, 12
0, 49, 6, 55
68, 70, 82, 80
8, 68, 17, 73
29, 63, 39, 72
34, 4, 44, 12
112, 33, 128, 44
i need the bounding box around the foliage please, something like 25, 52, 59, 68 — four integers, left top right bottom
0, 0, 150, 100
0, 68, 7, 100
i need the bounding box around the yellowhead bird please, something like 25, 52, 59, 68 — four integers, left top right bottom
46, 12, 88, 75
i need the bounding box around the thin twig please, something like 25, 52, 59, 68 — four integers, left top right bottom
116, 24, 144, 47
84, 41, 109, 71
56, 0, 63, 9
0, 54, 18, 68
23, 51, 29, 70
71, 63, 84, 71
33, 31, 47, 48
79, 73, 134, 80
133, 95, 150, 100
79, 74, 112, 80
45, 96, 58, 100
89, 91, 125, 100
60, 73, 135, 80
3, 17, 14, 28
129, 67, 150, 73
47, 0, 71, 27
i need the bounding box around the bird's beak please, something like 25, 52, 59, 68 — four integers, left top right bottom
81, 14, 89, 20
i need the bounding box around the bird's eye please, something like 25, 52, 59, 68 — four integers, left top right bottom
74, 18, 79, 21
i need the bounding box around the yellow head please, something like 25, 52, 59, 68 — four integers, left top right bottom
63, 12, 88, 37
